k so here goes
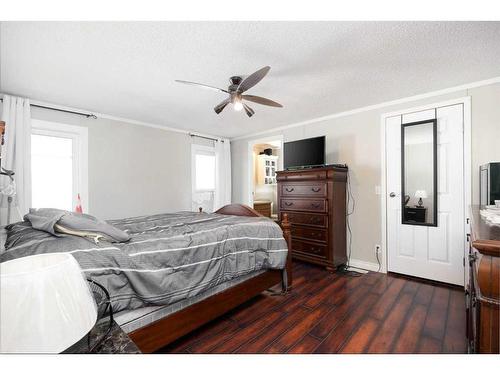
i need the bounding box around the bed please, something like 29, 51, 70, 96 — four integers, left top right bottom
0, 204, 292, 353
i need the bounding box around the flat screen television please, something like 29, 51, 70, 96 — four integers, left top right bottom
284, 136, 325, 169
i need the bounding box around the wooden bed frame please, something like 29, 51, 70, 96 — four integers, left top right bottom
127, 204, 292, 353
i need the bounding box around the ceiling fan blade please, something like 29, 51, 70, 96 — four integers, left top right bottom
237, 66, 271, 93
242, 95, 283, 108
175, 80, 228, 93
242, 103, 255, 118
214, 98, 231, 114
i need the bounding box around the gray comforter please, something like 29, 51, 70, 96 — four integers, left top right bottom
0, 212, 288, 313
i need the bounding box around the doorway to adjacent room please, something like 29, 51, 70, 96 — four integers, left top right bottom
247, 136, 283, 219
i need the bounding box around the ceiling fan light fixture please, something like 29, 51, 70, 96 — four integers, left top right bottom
176, 66, 282, 117
233, 101, 243, 111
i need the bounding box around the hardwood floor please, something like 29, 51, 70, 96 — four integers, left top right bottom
158, 261, 467, 354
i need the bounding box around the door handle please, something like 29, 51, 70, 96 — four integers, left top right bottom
389, 192, 396, 198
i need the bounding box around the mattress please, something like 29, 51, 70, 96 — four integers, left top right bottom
115, 270, 266, 333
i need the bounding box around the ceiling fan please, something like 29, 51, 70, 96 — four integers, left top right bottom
175, 66, 283, 117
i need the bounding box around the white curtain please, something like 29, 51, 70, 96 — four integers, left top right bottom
0, 95, 32, 224
214, 138, 231, 210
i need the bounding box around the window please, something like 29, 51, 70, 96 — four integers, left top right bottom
191, 144, 216, 211
192, 145, 216, 192
31, 120, 88, 212
31, 134, 73, 210
194, 153, 216, 191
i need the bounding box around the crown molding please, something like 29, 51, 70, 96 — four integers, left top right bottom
0, 92, 225, 141
231, 75, 500, 141
4, 74, 499, 143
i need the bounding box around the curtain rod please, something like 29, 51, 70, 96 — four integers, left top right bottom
189, 133, 224, 143
0, 98, 97, 119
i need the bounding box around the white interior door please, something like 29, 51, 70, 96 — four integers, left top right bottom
386, 104, 465, 286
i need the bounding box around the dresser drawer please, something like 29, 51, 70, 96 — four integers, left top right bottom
291, 226, 327, 243
292, 239, 327, 258
280, 198, 327, 213
281, 183, 327, 197
277, 170, 327, 181
281, 212, 327, 228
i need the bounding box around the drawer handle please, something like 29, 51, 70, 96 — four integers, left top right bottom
311, 187, 321, 192
311, 202, 321, 208
311, 217, 322, 224
285, 187, 294, 192
284, 202, 294, 206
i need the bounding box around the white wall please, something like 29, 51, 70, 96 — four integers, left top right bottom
28, 107, 192, 220
231, 83, 500, 266
470, 84, 500, 204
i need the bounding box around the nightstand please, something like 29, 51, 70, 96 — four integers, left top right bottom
403, 206, 427, 223
253, 200, 272, 218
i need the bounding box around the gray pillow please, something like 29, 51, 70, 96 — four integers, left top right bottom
24, 208, 130, 243
0, 226, 6, 254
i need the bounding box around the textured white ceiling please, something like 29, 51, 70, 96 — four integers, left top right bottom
1, 22, 500, 138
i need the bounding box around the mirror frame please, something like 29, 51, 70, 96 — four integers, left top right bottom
401, 118, 438, 227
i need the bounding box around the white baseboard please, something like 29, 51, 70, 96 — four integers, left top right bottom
348, 258, 381, 273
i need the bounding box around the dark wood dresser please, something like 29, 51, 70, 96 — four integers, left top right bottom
276, 166, 347, 271
466, 205, 500, 353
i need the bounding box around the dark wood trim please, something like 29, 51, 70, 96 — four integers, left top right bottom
281, 212, 293, 287
129, 270, 283, 353
215, 203, 263, 218
473, 240, 500, 257
127, 204, 292, 353
470, 205, 500, 257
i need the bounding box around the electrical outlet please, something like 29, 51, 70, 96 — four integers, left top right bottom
375, 244, 381, 254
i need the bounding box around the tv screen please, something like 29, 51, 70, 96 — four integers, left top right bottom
284, 136, 325, 169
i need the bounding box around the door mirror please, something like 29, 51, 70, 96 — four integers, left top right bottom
401, 119, 437, 226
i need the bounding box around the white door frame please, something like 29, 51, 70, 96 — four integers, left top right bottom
379, 97, 471, 280
246, 135, 284, 206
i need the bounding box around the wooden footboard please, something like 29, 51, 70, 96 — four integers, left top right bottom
128, 204, 293, 353
215, 204, 293, 287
